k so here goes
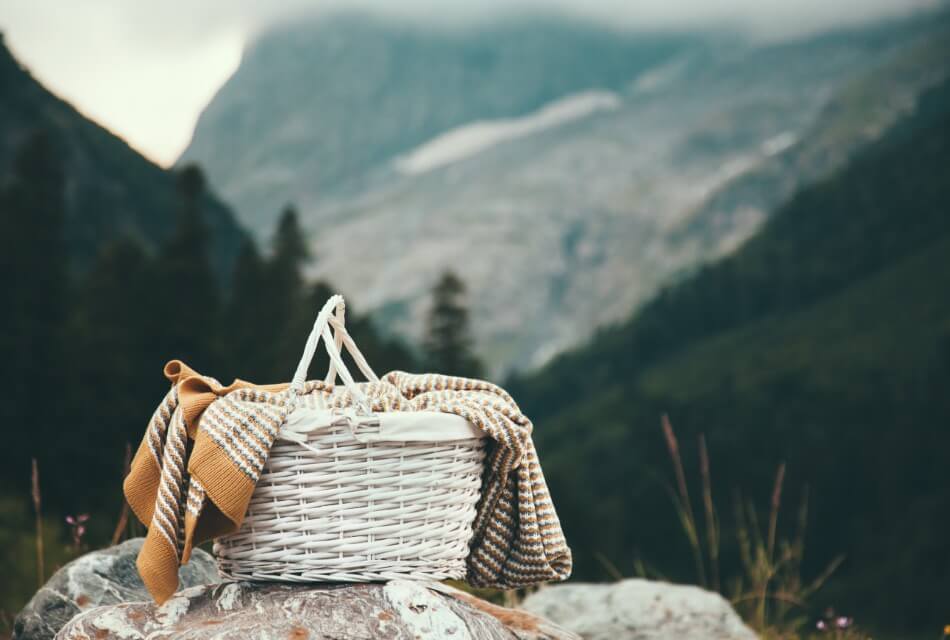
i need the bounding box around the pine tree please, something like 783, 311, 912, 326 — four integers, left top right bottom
270, 204, 310, 291
66, 239, 161, 505
0, 130, 68, 491
264, 205, 312, 381
222, 239, 269, 380
152, 164, 220, 371
423, 271, 483, 378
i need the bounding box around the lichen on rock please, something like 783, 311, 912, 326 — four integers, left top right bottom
12, 537, 219, 640
55, 580, 578, 640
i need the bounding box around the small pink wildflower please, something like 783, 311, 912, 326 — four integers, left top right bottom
836, 616, 853, 629
65, 513, 91, 549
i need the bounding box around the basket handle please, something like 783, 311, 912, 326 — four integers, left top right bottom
289, 295, 379, 412
323, 302, 379, 386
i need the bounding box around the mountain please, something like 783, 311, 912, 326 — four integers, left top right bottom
0, 34, 247, 278
181, 10, 950, 374
183, 14, 691, 236
508, 76, 950, 632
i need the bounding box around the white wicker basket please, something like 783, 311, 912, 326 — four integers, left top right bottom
213, 295, 487, 583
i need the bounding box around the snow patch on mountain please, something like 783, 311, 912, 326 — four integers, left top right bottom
393, 91, 621, 175
179, 12, 948, 375
631, 55, 691, 94
762, 131, 798, 155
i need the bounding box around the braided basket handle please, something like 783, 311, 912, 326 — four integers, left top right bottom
289, 295, 379, 412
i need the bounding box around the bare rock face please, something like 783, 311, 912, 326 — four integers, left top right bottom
12, 538, 219, 640
519, 579, 757, 640
56, 580, 578, 640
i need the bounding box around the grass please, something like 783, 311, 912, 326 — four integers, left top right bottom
0, 454, 139, 640
460, 415, 887, 638
3, 437, 945, 640
30, 459, 43, 591
657, 415, 865, 639
0, 496, 74, 639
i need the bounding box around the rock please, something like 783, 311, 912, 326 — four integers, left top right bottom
13, 538, 219, 640
519, 579, 757, 640
56, 580, 580, 640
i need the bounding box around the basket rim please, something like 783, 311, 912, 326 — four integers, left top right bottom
278, 405, 488, 446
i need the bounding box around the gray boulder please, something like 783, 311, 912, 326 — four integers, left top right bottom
519, 579, 757, 640
13, 537, 219, 640
56, 580, 579, 640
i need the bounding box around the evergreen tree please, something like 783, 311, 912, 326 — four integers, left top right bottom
265, 205, 312, 381
223, 205, 310, 382
65, 239, 161, 507
0, 130, 68, 490
423, 271, 483, 378
152, 164, 220, 371
222, 239, 269, 380
270, 204, 310, 291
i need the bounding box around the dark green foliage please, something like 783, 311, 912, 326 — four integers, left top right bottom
271, 205, 310, 282
0, 35, 246, 279
0, 497, 73, 617
423, 271, 484, 378
0, 138, 418, 525
218, 204, 417, 386
150, 165, 222, 372
260, 205, 313, 382
64, 239, 166, 496
0, 130, 69, 499
223, 240, 271, 380
509, 78, 950, 633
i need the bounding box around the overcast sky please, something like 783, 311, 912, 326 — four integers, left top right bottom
1, 0, 938, 167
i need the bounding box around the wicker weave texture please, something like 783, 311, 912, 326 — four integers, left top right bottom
214, 295, 487, 582
214, 423, 486, 582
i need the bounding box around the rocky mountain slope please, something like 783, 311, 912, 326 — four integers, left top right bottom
181, 10, 949, 373
509, 75, 950, 633
0, 34, 246, 278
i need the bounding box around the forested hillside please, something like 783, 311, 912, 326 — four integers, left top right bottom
0, 154, 420, 616
0, 36, 504, 624
0, 34, 245, 277
510, 77, 950, 632
0, 40, 420, 615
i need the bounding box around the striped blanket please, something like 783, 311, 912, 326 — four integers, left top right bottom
124, 360, 572, 603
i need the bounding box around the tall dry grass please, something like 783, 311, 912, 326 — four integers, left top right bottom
658, 415, 862, 639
